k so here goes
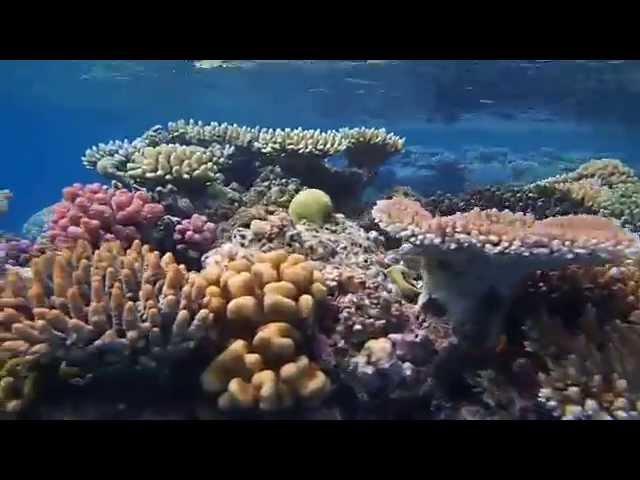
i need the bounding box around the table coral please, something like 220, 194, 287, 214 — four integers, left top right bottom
47, 183, 165, 249
198, 247, 331, 412
373, 196, 640, 350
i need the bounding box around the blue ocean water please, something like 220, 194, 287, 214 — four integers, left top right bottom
3, 59, 640, 233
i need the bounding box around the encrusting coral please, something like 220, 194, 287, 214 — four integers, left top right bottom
373, 196, 640, 350
198, 246, 331, 412
0, 239, 219, 412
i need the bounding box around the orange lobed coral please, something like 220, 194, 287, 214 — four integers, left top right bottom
199, 248, 331, 412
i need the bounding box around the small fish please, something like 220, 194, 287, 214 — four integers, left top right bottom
307, 88, 329, 93
479, 99, 495, 104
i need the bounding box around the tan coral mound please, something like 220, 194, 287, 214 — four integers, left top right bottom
199, 247, 331, 412
373, 197, 640, 349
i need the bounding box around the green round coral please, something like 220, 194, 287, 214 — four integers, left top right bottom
288, 189, 333, 225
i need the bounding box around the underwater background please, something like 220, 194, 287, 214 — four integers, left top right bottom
4, 59, 640, 234
5, 60, 640, 420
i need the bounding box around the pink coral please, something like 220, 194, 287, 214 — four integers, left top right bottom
173, 214, 217, 252
47, 183, 165, 248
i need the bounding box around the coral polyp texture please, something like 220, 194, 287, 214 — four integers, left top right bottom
373, 196, 640, 348
0, 189, 11, 215
47, 183, 165, 249
199, 247, 331, 412
0, 240, 220, 412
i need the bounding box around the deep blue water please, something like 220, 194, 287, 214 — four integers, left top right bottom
4, 59, 640, 234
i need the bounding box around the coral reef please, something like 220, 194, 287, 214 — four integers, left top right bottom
243, 166, 302, 209
533, 159, 640, 231
508, 261, 640, 419
288, 189, 333, 226
373, 196, 640, 350
0, 239, 220, 411
84, 120, 405, 212
199, 247, 331, 412
47, 183, 165, 248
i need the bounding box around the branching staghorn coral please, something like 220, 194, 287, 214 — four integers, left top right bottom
0, 190, 11, 215
0, 240, 219, 412
199, 247, 331, 412
373, 196, 640, 350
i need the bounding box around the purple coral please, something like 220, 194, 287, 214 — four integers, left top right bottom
174, 214, 217, 252
0, 237, 32, 274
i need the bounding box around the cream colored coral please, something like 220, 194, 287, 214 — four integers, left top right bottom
166, 119, 405, 160
126, 144, 232, 185
340, 127, 405, 153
